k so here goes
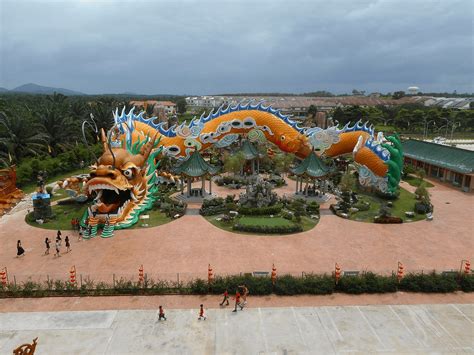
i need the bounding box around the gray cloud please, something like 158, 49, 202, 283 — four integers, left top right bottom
0, 0, 472, 94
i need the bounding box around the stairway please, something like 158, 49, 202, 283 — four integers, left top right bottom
101, 223, 114, 238
83, 216, 99, 239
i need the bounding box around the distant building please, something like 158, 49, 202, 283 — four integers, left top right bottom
421, 97, 472, 110
407, 86, 420, 95
130, 100, 177, 115
402, 139, 474, 193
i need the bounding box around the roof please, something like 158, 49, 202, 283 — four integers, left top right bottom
238, 140, 259, 160
291, 151, 332, 178
130, 100, 176, 107
172, 150, 220, 177
402, 139, 474, 174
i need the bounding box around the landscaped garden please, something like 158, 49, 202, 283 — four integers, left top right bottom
201, 180, 319, 235
330, 170, 433, 223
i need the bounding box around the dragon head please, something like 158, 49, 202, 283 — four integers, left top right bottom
84, 129, 161, 229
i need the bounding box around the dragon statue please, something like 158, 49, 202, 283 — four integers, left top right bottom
80, 129, 161, 230
79, 102, 403, 231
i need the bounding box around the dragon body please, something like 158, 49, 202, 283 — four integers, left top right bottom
114, 103, 402, 192
79, 103, 403, 231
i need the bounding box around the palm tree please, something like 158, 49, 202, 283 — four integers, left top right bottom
37, 107, 79, 155
0, 111, 49, 162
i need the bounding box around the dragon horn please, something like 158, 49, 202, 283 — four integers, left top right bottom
140, 132, 159, 160
100, 128, 108, 151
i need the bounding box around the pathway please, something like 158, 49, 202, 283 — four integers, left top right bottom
1, 304, 473, 354
0, 178, 472, 282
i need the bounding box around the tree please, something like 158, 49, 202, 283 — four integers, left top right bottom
307, 105, 318, 118
176, 98, 187, 114
392, 91, 406, 100
415, 168, 426, 181
273, 153, 294, 176
223, 152, 245, 175
37, 107, 79, 155
339, 171, 356, 193
0, 111, 49, 162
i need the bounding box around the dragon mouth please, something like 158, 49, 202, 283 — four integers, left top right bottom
88, 183, 133, 216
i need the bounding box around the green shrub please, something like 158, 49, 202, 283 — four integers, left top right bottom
233, 223, 302, 234
399, 272, 458, 293
337, 273, 397, 294
189, 279, 208, 294
274, 274, 333, 295
238, 204, 283, 216
459, 274, 474, 292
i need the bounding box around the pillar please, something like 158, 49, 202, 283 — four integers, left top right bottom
181, 176, 184, 195
209, 176, 212, 194
295, 177, 299, 194
201, 176, 205, 196
187, 179, 191, 197
461, 174, 466, 189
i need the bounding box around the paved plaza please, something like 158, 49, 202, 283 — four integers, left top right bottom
0, 178, 472, 283
1, 303, 473, 354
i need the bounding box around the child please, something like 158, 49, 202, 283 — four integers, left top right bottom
16, 240, 25, 258
220, 289, 230, 306
78, 226, 83, 242
54, 239, 61, 257
44, 237, 50, 255
158, 306, 167, 321
65, 236, 71, 253
233, 291, 243, 312
198, 304, 206, 320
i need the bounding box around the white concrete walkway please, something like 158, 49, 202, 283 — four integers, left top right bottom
0, 304, 472, 354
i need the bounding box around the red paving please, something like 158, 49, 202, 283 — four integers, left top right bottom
0, 178, 473, 283
1, 292, 473, 312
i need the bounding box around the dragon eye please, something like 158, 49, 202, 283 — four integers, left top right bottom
123, 169, 133, 179
280, 135, 286, 141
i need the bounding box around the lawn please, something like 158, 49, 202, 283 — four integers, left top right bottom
25, 202, 89, 231
204, 214, 318, 235
21, 168, 88, 194
238, 216, 294, 227
129, 208, 173, 229
25, 203, 172, 230
349, 187, 426, 223
403, 176, 434, 188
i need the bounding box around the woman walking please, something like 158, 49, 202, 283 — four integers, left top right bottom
16, 240, 25, 258
65, 236, 71, 253
44, 237, 50, 255
54, 238, 61, 258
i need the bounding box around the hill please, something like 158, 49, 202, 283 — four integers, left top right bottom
12, 83, 85, 96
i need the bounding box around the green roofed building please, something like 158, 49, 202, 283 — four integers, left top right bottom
291, 151, 332, 196
236, 140, 260, 175
172, 150, 220, 198
402, 139, 474, 193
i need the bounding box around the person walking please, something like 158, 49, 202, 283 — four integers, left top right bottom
44, 237, 50, 255
198, 304, 207, 320
16, 240, 25, 258
57, 230, 62, 244
78, 226, 83, 242
219, 289, 230, 306
54, 238, 61, 258
239, 284, 249, 306
65, 236, 71, 253
158, 306, 167, 321
232, 290, 243, 312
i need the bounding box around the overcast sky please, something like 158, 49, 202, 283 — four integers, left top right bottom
0, 0, 472, 95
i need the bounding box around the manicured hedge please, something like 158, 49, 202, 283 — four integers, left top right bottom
1, 273, 472, 298
238, 204, 283, 216
233, 223, 303, 234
